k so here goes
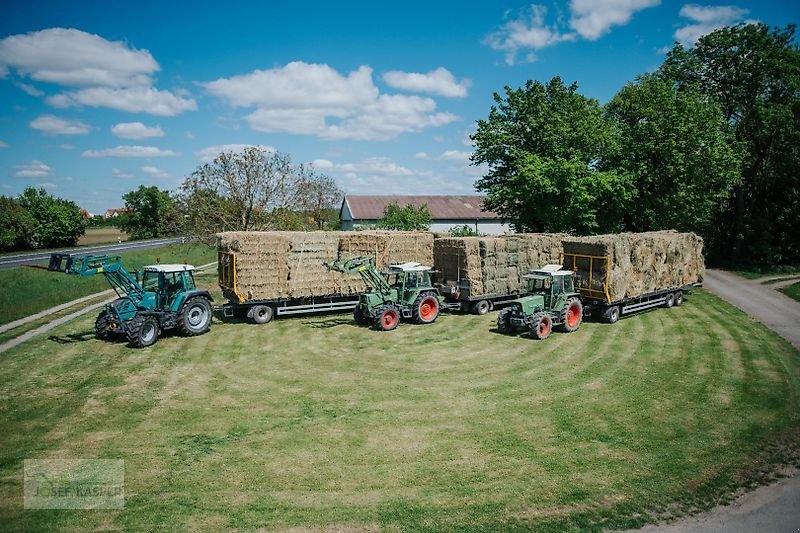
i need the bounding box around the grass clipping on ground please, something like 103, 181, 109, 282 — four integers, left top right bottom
563, 230, 705, 301
217, 231, 434, 300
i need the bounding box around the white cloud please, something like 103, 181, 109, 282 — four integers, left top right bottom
193, 144, 275, 162
204, 61, 459, 141
59, 143, 74, 150
414, 150, 472, 162
0, 28, 158, 87
15, 160, 53, 177
82, 145, 179, 158
184, 131, 195, 140
484, 5, 574, 65
30, 114, 90, 135
111, 121, 165, 139
47, 86, 196, 116
382, 67, 470, 98
312, 159, 334, 169
674, 4, 751, 46
142, 165, 169, 178
0, 140, 8, 148
569, 0, 661, 40
112, 168, 136, 179
15, 82, 44, 96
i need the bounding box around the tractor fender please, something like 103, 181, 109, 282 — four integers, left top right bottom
175, 289, 214, 312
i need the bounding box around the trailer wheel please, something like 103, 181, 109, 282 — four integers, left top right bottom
353, 306, 372, 326
95, 311, 111, 340
127, 316, 159, 348
496, 308, 513, 333
376, 306, 400, 331
249, 305, 273, 325
602, 306, 620, 324
673, 290, 683, 306
530, 313, 552, 340
560, 297, 583, 333
664, 292, 675, 308
413, 292, 440, 324
178, 297, 213, 335
472, 300, 491, 315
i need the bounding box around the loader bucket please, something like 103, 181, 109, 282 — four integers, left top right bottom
48, 253, 72, 272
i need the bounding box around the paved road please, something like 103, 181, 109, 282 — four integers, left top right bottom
0, 237, 186, 269
703, 269, 800, 351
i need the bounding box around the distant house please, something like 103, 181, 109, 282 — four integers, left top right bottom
79, 208, 92, 219
104, 208, 132, 219
340, 195, 511, 235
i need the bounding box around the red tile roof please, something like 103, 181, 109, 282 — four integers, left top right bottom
343, 195, 499, 220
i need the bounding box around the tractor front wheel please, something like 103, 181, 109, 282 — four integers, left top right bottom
376, 306, 400, 331
560, 297, 583, 333
496, 308, 513, 333
413, 292, 440, 324
178, 297, 213, 336
95, 311, 111, 340
127, 316, 160, 348
353, 305, 372, 326
530, 313, 552, 340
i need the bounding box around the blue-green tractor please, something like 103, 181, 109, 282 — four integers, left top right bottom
496, 264, 583, 339
48, 254, 213, 347
324, 256, 440, 331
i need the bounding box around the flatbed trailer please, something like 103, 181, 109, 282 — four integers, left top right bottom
216, 251, 358, 324
563, 252, 699, 323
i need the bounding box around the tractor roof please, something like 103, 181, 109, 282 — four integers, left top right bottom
524, 264, 574, 278
389, 261, 432, 272
143, 264, 195, 273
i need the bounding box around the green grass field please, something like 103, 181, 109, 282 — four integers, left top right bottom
1, 289, 798, 531
780, 281, 800, 302
0, 243, 216, 327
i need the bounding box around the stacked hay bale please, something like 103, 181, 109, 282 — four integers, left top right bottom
434, 234, 564, 296
562, 230, 705, 301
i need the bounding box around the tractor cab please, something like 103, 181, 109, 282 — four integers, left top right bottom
385, 262, 434, 299
522, 264, 576, 311
141, 264, 198, 311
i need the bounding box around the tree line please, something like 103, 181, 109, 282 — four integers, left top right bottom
472, 23, 799, 267
0, 187, 86, 252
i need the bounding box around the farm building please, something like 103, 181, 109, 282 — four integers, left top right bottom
340, 195, 511, 234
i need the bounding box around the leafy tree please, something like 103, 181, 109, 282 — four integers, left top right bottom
448, 224, 482, 237
472, 77, 633, 234
605, 75, 742, 239
659, 23, 800, 265
377, 203, 432, 231
120, 185, 175, 240
298, 172, 344, 230
0, 196, 36, 252
18, 187, 85, 248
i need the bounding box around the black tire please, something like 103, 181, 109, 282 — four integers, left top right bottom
560, 297, 583, 333
673, 290, 683, 306
353, 305, 371, 326
178, 296, 213, 335
496, 308, 513, 333
472, 300, 491, 315
530, 312, 552, 340
127, 316, 159, 348
249, 304, 273, 325
376, 305, 400, 331
412, 291, 440, 324
664, 292, 675, 308
602, 306, 620, 324
95, 311, 111, 340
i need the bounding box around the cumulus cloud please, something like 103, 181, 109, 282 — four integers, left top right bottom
204, 61, 459, 141
674, 4, 751, 46
15, 160, 53, 177
569, 0, 661, 40
111, 122, 165, 140
141, 165, 169, 179
382, 67, 470, 98
312, 159, 334, 169
112, 168, 136, 179
30, 114, 90, 135
414, 150, 472, 162
15, 82, 44, 96
484, 5, 574, 65
193, 144, 275, 162
82, 145, 179, 158
0, 28, 195, 116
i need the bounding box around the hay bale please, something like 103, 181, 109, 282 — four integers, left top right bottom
562, 230, 705, 301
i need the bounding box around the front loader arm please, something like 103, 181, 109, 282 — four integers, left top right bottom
324, 256, 393, 295
48, 253, 144, 299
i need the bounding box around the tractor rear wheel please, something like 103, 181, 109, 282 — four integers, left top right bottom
376, 305, 400, 331
472, 300, 491, 315
413, 292, 440, 324
496, 308, 513, 333
560, 297, 583, 333
178, 296, 213, 336
127, 316, 160, 348
250, 304, 273, 325
530, 312, 552, 340
95, 311, 111, 340
353, 306, 371, 326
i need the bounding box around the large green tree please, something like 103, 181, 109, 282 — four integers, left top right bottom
17, 187, 85, 248
377, 203, 432, 231
659, 23, 800, 265
605, 75, 742, 240
0, 196, 36, 252
472, 77, 633, 234
120, 185, 175, 240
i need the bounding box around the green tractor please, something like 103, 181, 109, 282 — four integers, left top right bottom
48, 253, 213, 347
496, 264, 583, 339
324, 256, 440, 331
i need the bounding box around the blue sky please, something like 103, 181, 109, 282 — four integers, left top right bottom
0, 0, 795, 214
